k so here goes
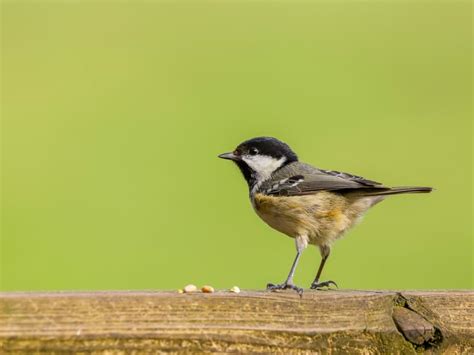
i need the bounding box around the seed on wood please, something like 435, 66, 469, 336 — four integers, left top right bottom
230, 286, 241, 293
201, 285, 215, 293
183, 284, 198, 293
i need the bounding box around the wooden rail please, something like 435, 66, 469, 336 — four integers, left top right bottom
1, 290, 472, 353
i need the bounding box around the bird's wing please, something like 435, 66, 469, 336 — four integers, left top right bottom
260, 162, 389, 196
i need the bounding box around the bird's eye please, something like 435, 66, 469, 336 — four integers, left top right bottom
249, 148, 259, 156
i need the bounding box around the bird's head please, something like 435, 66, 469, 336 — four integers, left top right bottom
218, 136, 298, 186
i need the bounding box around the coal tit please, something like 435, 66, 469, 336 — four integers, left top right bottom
219, 137, 432, 295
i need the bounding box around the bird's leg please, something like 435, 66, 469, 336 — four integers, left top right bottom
310, 246, 338, 289
267, 236, 307, 296
267, 251, 303, 295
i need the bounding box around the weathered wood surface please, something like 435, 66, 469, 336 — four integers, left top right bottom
0, 290, 472, 353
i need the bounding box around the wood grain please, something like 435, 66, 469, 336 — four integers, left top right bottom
0, 290, 472, 353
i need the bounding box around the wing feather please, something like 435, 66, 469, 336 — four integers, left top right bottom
260, 162, 388, 196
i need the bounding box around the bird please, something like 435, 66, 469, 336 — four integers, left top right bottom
218, 136, 432, 295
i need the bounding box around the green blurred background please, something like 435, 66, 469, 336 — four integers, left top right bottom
1, 1, 472, 291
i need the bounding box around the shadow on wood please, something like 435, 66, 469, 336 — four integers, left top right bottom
1, 290, 472, 353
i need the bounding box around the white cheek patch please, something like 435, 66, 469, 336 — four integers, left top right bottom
242, 155, 286, 181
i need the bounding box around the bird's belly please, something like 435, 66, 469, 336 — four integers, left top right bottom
253, 192, 369, 245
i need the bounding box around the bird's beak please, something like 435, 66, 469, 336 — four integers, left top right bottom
218, 152, 240, 161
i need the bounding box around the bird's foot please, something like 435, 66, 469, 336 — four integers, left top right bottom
267, 282, 303, 297
310, 280, 338, 290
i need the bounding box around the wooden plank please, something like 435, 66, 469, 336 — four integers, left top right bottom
0, 290, 472, 353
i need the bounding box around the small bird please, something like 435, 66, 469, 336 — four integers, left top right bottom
218, 137, 432, 295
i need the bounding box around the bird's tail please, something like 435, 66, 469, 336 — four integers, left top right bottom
363, 186, 433, 197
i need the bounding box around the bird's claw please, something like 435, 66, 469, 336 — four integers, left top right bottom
310, 280, 338, 290
267, 282, 304, 297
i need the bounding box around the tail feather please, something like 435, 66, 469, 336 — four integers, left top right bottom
364, 186, 433, 197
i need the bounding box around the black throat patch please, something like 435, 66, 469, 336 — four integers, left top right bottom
235, 160, 256, 189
